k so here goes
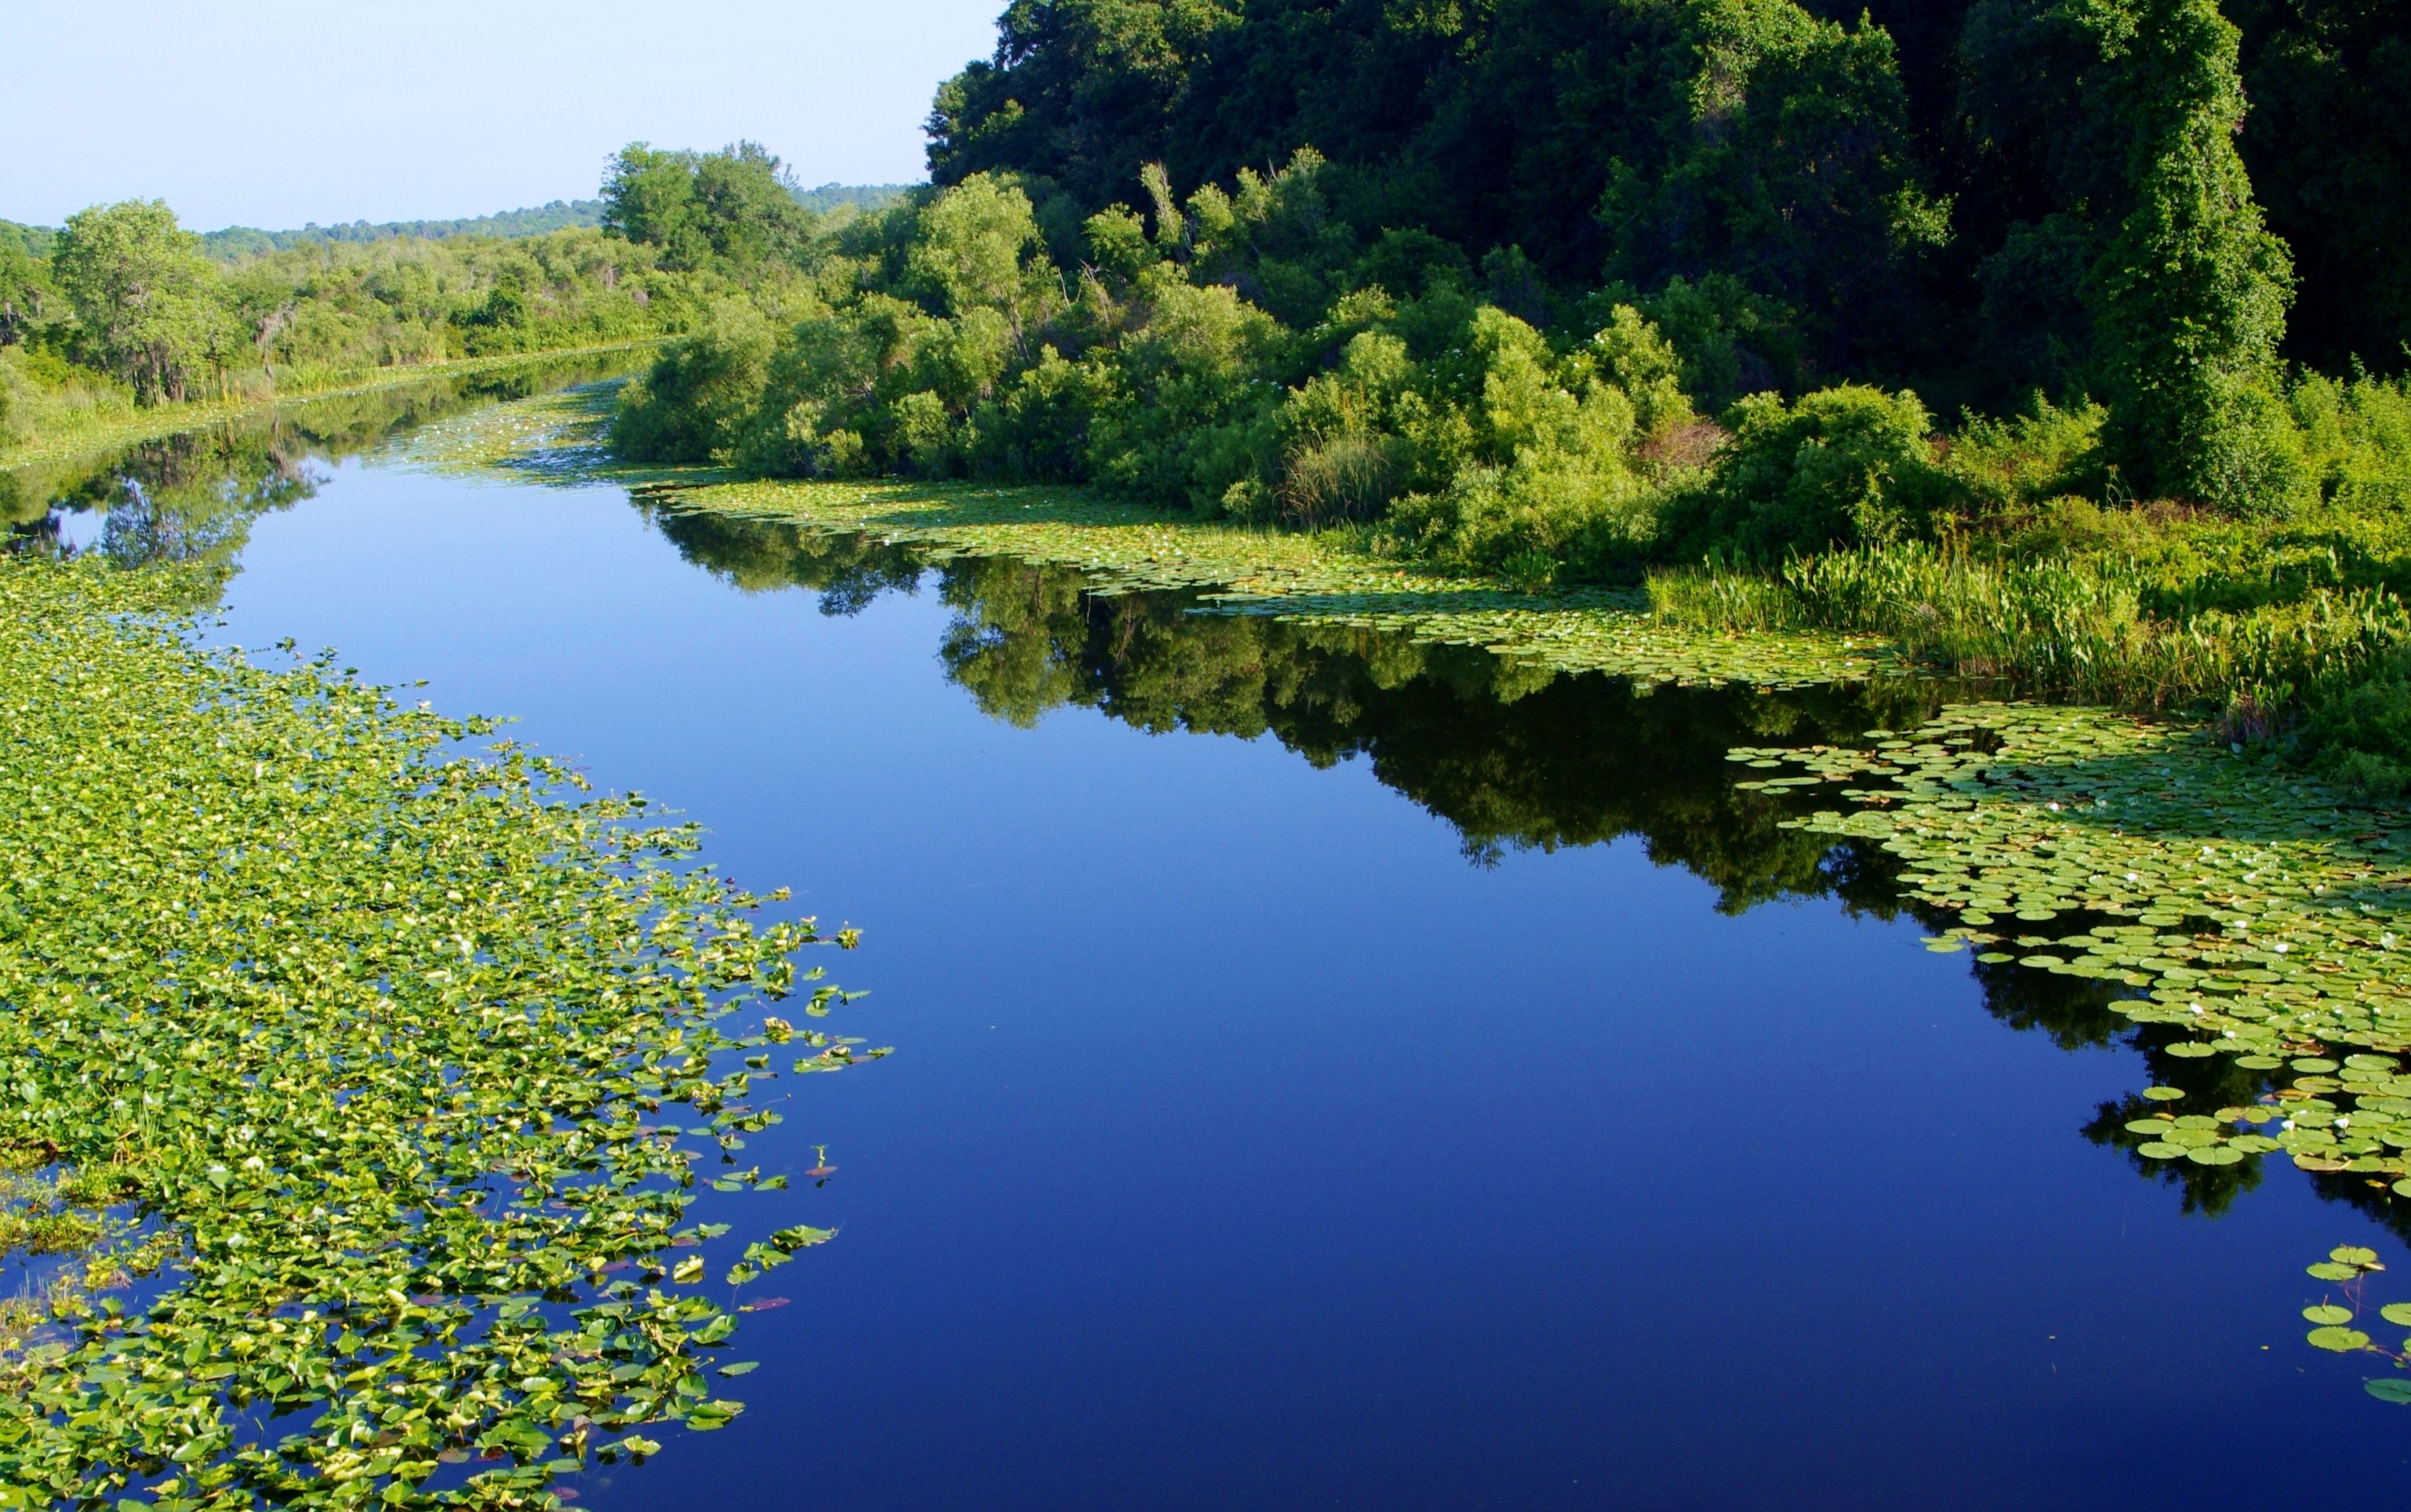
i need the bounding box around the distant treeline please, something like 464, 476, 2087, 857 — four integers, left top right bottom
194, 201, 608, 261
0, 161, 907, 456
2, 184, 908, 267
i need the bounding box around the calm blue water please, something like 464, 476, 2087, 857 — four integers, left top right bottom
34, 409, 2411, 1507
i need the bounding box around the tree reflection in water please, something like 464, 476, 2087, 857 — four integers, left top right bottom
2, 351, 641, 586
654, 506, 2384, 1229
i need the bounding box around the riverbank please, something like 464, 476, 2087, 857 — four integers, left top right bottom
402, 385, 1904, 691
0, 340, 660, 475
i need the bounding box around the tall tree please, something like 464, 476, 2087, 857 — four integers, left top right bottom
600, 142, 813, 271
51, 201, 227, 403
2084, 0, 2295, 506
0, 238, 53, 346
2228, 0, 2411, 372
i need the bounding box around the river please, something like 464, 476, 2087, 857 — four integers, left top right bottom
16, 381, 2409, 1508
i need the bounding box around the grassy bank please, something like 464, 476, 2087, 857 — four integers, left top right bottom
1649, 537, 2411, 713
0, 341, 660, 475
0, 557, 872, 1506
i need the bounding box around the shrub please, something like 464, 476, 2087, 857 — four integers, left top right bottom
610, 300, 778, 464
2300, 649, 2411, 796
1673, 384, 1943, 559
1941, 397, 2107, 513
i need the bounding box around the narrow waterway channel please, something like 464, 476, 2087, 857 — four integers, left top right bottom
18, 389, 2411, 1507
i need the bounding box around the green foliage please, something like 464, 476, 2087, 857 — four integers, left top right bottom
907, 173, 1060, 333
2, 194, 692, 459
0, 556, 873, 1504
1378, 308, 1688, 583
1940, 396, 2107, 513
2301, 650, 2411, 798
0, 236, 54, 349
2228, 0, 2411, 373
225, 227, 682, 373
2084, 0, 2299, 511
612, 300, 781, 464
196, 200, 609, 262
601, 142, 814, 272
1672, 384, 1942, 558
51, 201, 231, 405
916, 0, 2411, 518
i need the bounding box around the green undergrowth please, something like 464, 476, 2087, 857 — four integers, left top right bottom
403, 386, 1896, 690
1742, 704, 2411, 1187
0, 558, 874, 1507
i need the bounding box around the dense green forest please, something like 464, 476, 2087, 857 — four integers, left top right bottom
600, 0, 2411, 793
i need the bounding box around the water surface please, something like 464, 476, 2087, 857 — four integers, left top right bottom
19, 399, 2411, 1508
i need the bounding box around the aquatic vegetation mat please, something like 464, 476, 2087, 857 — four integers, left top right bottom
1741, 705, 2411, 1183
0, 559, 870, 1507
398, 388, 1896, 691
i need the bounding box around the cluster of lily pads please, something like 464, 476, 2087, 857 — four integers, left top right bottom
0, 558, 872, 1507
2285, 1243, 2411, 1405
1732, 703, 2411, 1183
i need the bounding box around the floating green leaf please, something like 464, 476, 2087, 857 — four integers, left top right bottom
0, 558, 876, 1505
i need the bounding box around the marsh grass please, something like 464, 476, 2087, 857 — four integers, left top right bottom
1650, 543, 2411, 716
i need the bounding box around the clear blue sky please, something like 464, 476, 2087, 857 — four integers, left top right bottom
9, 0, 1006, 231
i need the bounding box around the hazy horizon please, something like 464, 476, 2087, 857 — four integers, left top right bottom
9, 0, 999, 231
